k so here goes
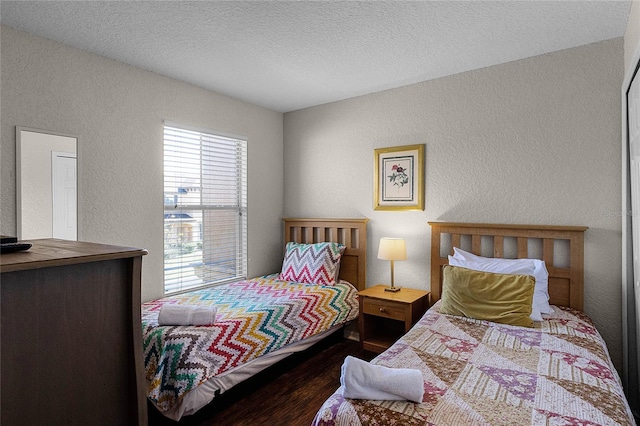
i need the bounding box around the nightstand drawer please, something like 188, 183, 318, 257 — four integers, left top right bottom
362, 298, 405, 321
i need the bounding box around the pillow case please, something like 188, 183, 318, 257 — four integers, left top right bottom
279, 242, 345, 285
447, 256, 542, 321
452, 247, 552, 316
440, 265, 535, 328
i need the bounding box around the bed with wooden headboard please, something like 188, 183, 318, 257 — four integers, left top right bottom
429, 221, 588, 310
283, 217, 368, 291
144, 217, 368, 420
312, 221, 636, 426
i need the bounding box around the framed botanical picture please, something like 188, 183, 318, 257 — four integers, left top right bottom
374, 144, 425, 211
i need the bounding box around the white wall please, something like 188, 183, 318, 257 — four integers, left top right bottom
284, 39, 625, 369
0, 26, 285, 302
624, 1, 640, 73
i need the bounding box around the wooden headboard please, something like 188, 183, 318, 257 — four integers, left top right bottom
428, 222, 588, 310
283, 218, 369, 291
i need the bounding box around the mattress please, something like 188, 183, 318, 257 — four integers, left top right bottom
313, 301, 635, 425
142, 275, 359, 419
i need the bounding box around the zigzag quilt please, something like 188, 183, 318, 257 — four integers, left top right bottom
142, 275, 358, 413
313, 301, 635, 426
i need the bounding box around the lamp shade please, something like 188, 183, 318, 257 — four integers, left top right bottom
377, 238, 407, 261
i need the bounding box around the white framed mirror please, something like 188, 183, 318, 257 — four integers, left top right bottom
16, 126, 78, 241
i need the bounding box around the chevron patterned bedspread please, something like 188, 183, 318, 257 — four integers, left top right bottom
142, 275, 358, 413
313, 301, 635, 426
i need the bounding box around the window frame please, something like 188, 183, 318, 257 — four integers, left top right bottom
163, 123, 248, 295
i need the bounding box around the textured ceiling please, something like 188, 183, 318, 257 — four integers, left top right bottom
0, 1, 632, 112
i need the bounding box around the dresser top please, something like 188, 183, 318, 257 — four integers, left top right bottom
1, 239, 147, 273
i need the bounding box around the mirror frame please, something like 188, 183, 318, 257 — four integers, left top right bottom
16, 126, 79, 241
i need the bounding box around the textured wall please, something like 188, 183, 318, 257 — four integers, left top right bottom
0, 26, 285, 302
624, 0, 640, 73
284, 39, 625, 369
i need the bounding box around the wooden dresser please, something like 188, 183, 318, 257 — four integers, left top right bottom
0, 239, 148, 426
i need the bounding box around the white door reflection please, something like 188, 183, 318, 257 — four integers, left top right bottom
51, 151, 77, 240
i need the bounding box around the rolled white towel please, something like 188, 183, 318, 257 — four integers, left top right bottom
158, 304, 217, 326
340, 356, 424, 403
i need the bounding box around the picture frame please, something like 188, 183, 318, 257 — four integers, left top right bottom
374, 144, 425, 211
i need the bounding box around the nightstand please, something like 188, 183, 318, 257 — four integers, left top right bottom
358, 285, 430, 354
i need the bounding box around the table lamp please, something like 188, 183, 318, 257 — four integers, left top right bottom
377, 237, 407, 292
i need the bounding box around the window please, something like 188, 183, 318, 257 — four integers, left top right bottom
163, 124, 247, 294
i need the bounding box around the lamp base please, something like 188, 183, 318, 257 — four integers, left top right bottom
384, 286, 401, 292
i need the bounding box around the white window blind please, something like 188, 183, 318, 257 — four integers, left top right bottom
163, 124, 247, 294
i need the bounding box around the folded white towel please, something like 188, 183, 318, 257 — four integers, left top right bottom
340, 355, 424, 403
158, 304, 217, 326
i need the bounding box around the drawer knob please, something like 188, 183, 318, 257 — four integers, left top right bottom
379, 307, 385, 313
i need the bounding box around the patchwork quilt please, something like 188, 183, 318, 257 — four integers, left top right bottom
142, 275, 358, 413
313, 301, 635, 426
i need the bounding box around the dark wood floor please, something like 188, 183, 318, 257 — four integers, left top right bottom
148, 334, 370, 426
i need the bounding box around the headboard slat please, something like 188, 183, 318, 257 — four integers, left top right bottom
451, 234, 461, 254
494, 235, 504, 257
542, 238, 554, 266
517, 237, 528, 258
428, 222, 588, 310
471, 235, 482, 254
330, 227, 338, 243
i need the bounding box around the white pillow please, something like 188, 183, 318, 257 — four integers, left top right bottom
447, 256, 543, 322
452, 248, 552, 315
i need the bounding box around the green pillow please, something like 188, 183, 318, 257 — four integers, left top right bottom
440, 265, 535, 328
